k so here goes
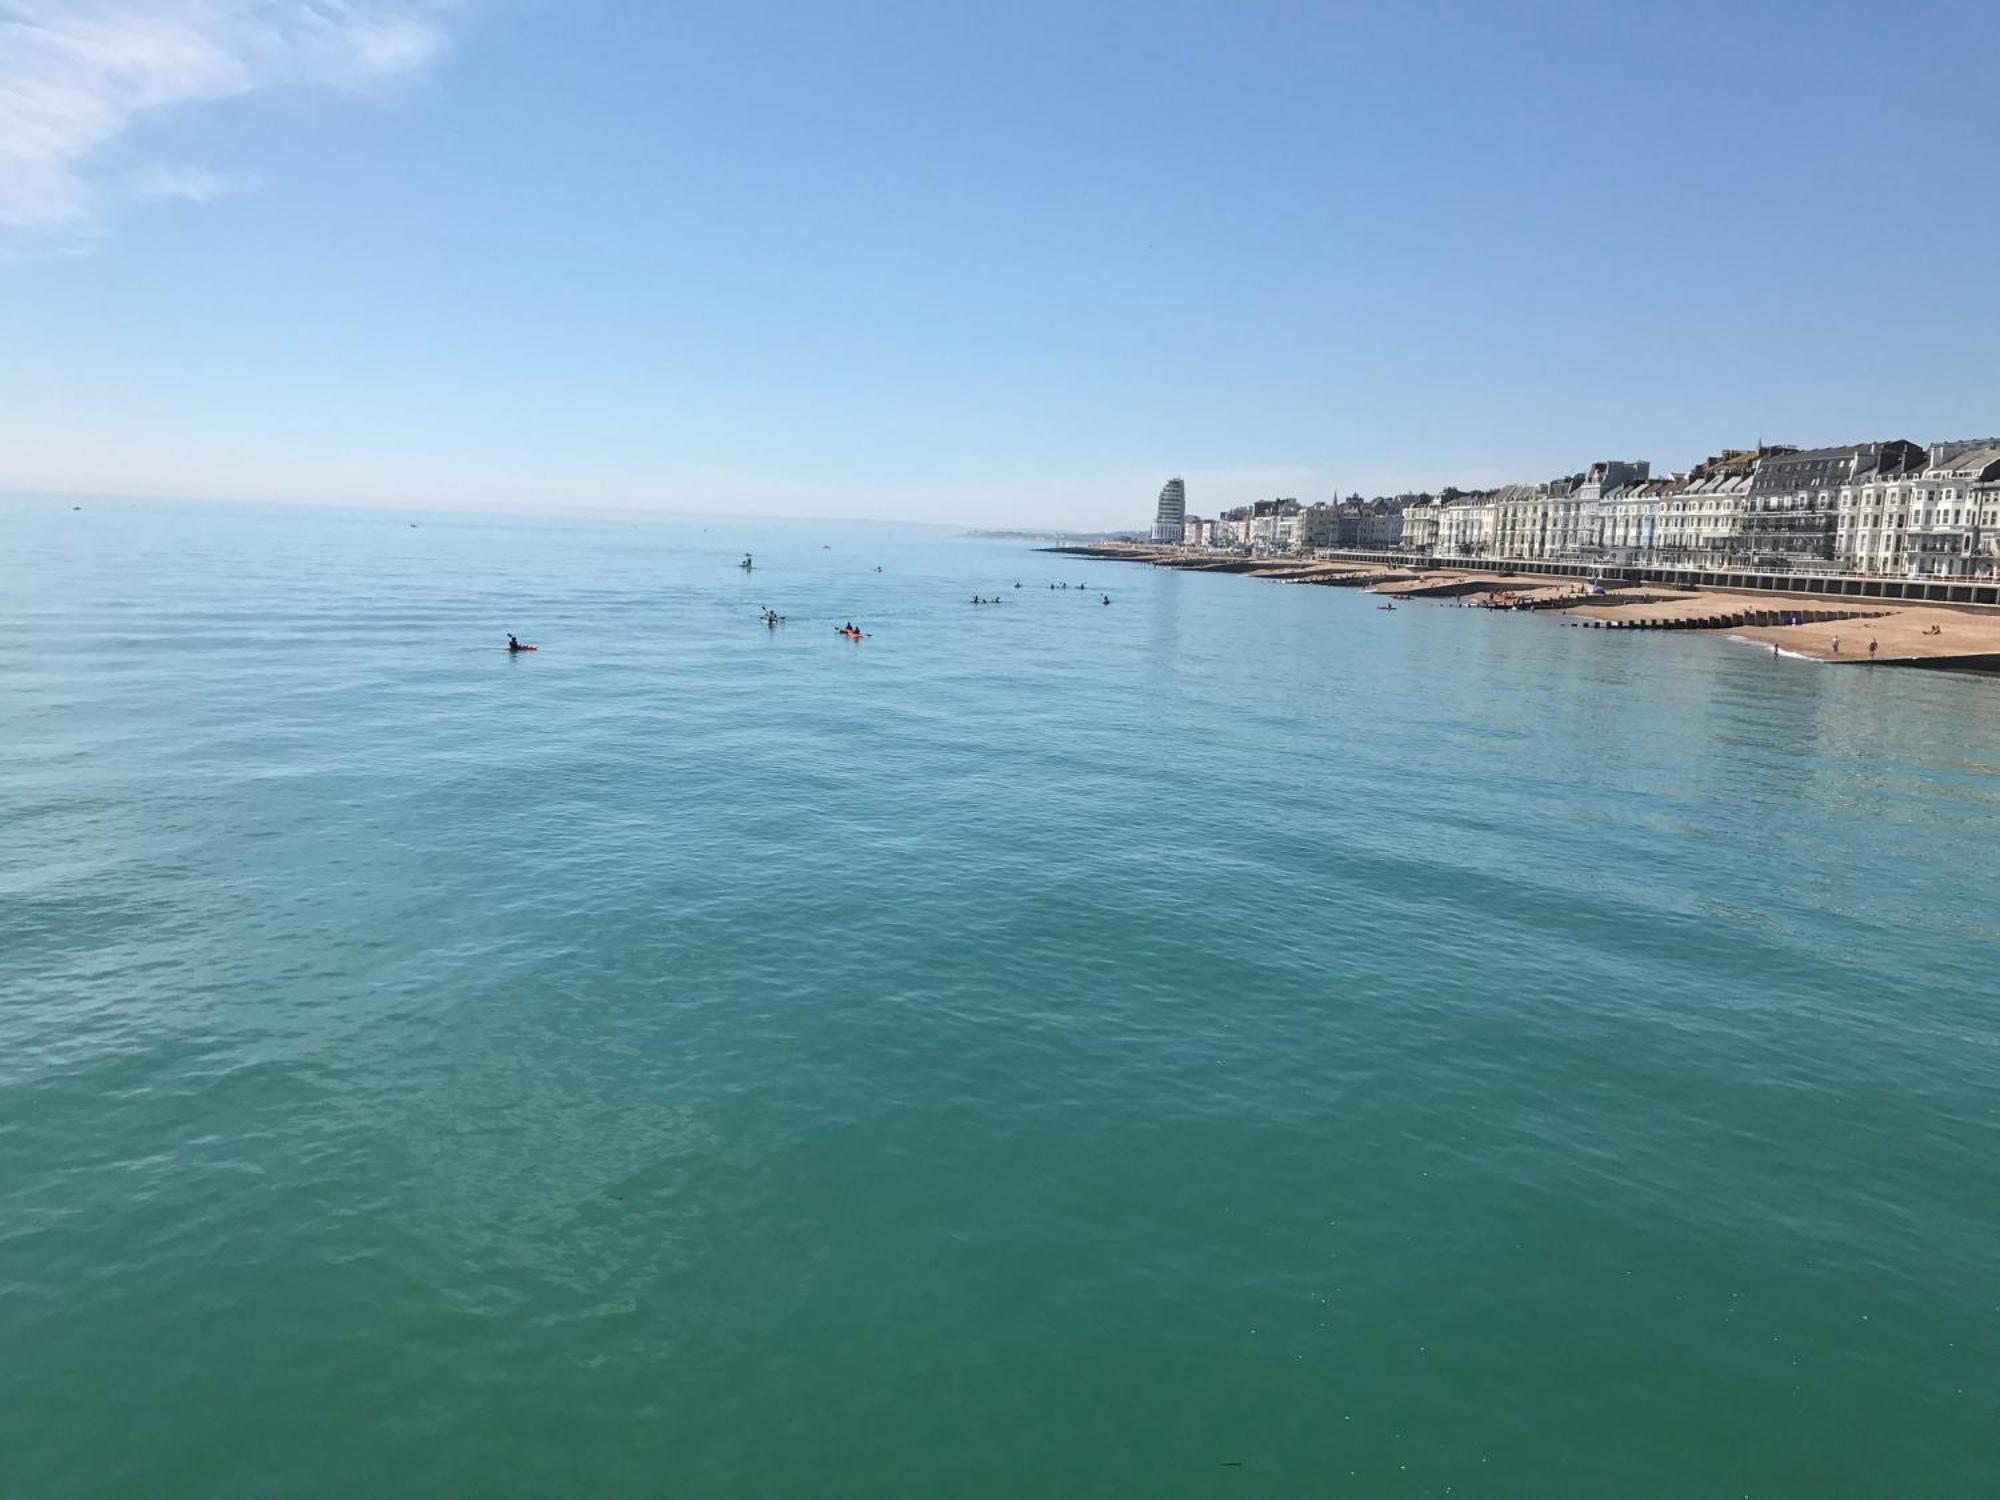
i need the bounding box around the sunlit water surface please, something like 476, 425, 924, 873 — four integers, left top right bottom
4, 499, 1997, 1497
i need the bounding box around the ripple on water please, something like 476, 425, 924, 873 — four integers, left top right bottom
3, 500, 1999, 1497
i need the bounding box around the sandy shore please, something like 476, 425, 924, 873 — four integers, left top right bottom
1536, 587, 2000, 664
1727, 608, 2000, 665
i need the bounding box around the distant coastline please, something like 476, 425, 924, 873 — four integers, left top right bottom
1043, 542, 2000, 673
966, 527, 1144, 544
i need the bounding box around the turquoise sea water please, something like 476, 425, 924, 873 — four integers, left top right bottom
3, 498, 1998, 1497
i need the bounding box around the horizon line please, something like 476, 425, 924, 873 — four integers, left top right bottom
0, 486, 1090, 534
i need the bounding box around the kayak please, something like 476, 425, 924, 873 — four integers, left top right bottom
507, 644, 540, 651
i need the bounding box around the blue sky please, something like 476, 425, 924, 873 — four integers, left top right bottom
4, 0, 1997, 527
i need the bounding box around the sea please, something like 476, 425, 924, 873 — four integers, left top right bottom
3, 497, 1997, 1498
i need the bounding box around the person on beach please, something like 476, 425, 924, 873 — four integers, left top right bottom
1870, 639, 1879, 656
1831, 636, 1841, 653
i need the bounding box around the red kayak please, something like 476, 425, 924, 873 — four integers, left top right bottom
507, 644, 539, 652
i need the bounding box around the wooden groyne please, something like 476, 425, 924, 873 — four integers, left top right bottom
1567, 607, 1889, 632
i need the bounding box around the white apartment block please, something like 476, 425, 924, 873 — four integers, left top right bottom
1400, 501, 1439, 552
1490, 483, 1552, 560
1435, 494, 1495, 556
1654, 472, 1751, 562
1837, 442, 2000, 576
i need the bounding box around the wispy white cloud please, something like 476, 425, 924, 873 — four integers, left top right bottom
130, 161, 257, 202
0, 1, 454, 242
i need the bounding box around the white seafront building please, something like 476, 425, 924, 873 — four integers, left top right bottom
1249, 501, 1301, 553
1738, 442, 1926, 569
1568, 461, 1646, 558
1491, 481, 1558, 561
1978, 462, 2000, 575
1399, 499, 1439, 553
1152, 477, 1187, 544
1655, 469, 1752, 563
1837, 440, 2000, 577
1434, 491, 1495, 557
1598, 478, 1667, 562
